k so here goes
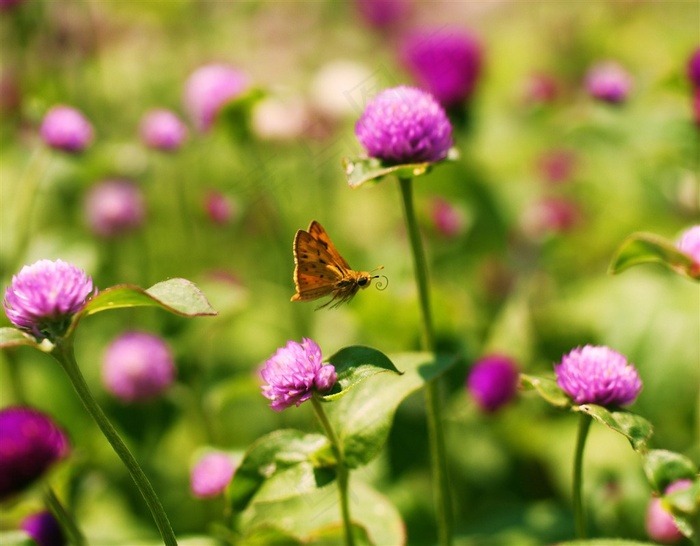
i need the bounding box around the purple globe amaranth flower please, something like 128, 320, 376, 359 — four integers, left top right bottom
687, 47, 700, 89
677, 225, 700, 276
85, 179, 145, 238
102, 331, 176, 403
467, 354, 520, 413
645, 479, 693, 544
3, 259, 94, 340
139, 109, 188, 152
355, 85, 453, 164
400, 28, 482, 108
0, 407, 70, 501
260, 337, 337, 411
554, 345, 642, 406
585, 61, 633, 104
204, 189, 236, 225
430, 197, 465, 238
40, 105, 94, 153
184, 63, 249, 133
190, 451, 236, 498
21, 511, 65, 546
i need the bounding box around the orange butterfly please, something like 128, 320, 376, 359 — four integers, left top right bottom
291, 221, 385, 309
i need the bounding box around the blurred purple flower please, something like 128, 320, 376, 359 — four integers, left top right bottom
646, 479, 693, 544
139, 109, 188, 152
355, 0, 410, 29
523, 72, 559, 105
260, 338, 337, 411
693, 88, 700, 127
190, 451, 236, 498
521, 196, 580, 238
585, 61, 633, 104
677, 225, 700, 275
467, 355, 519, 413
0, 407, 70, 501
400, 28, 482, 108
3, 259, 94, 340
554, 345, 642, 406
40, 105, 94, 153
355, 85, 453, 164
184, 64, 249, 133
21, 511, 65, 546
687, 47, 700, 89
430, 197, 465, 238
102, 331, 176, 403
85, 179, 145, 238
537, 149, 576, 185
204, 190, 235, 225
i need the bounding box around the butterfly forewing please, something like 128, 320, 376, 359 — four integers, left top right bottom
307, 220, 352, 270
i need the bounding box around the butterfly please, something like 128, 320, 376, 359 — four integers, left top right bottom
291, 220, 385, 309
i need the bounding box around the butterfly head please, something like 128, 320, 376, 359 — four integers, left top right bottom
358, 266, 387, 291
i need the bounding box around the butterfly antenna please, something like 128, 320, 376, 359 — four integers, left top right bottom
374, 272, 388, 291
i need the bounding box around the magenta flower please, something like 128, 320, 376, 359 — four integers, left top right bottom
3, 259, 94, 340
521, 196, 580, 238
40, 105, 94, 153
102, 331, 176, 403
467, 355, 519, 413
204, 189, 235, 225
646, 479, 692, 544
261, 338, 337, 411
354, 0, 409, 29
190, 451, 236, 498
554, 345, 642, 406
585, 61, 633, 104
537, 149, 576, 185
0, 407, 70, 501
184, 63, 249, 133
139, 109, 188, 152
678, 225, 700, 263
85, 179, 145, 238
430, 197, 465, 238
21, 511, 65, 546
523, 72, 559, 105
400, 28, 482, 108
687, 47, 700, 89
355, 85, 453, 164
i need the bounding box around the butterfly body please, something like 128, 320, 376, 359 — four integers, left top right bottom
291, 221, 382, 309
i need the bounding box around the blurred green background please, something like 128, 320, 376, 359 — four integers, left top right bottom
1, 1, 698, 544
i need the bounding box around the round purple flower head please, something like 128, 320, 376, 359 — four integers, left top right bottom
355, 85, 453, 164
85, 179, 145, 238
261, 337, 337, 411
467, 355, 519, 413
645, 479, 692, 544
139, 109, 188, 152
585, 61, 633, 104
400, 28, 482, 108
3, 259, 94, 340
554, 345, 642, 406
184, 63, 249, 133
0, 407, 70, 501
102, 331, 176, 403
40, 105, 94, 153
21, 511, 66, 546
190, 451, 236, 498
687, 47, 700, 89
677, 225, 700, 272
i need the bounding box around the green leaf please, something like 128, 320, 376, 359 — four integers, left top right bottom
643, 449, 698, 493
342, 148, 458, 189
0, 531, 35, 546
328, 351, 458, 468
577, 404, 653, 453
320, 345, 401, 402
663, 478, 700, 538
229, 429, 331, 512
519, 373, 570, 408
0, 327, 40, 350
608, 232, 698, 280
556, 540, 658, 545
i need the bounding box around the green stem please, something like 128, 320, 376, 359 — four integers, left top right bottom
51, 340, 178, 546
398, 177, 452, 546
44, 486, 86, 546
311, 397, 354, 546
573, 412, 593, 539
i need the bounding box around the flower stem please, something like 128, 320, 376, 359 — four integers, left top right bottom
51, 340, 178, 546
311, 397, 354, 546
573, 412, 593, 539
398, 177, 452, 546
44, 486, 86, 546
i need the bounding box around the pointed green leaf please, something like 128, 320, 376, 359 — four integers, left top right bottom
328, 351, 458, 468
520, 373, 571, 408
608, 232, 698, 280
577, 404, 653, 453
643, 449, 698, 493
0, 327, 40, 350
320, 346, 401, 402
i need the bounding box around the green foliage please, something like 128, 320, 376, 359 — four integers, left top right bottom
643, 449, 698, 494
609, 232, 698, 280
